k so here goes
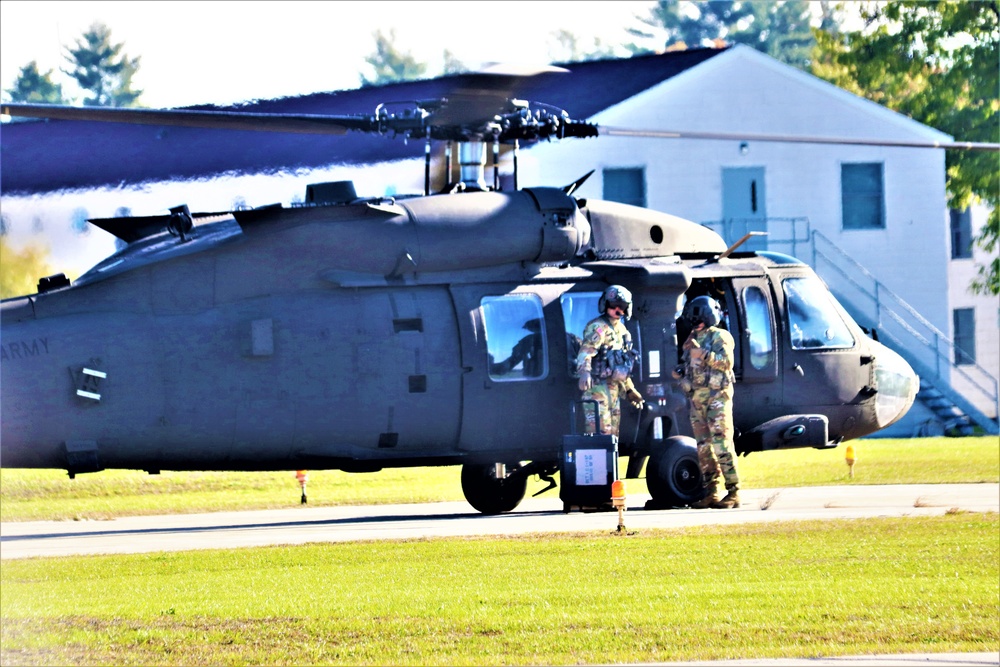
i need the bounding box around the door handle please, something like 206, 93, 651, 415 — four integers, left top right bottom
792, 363, 804, 377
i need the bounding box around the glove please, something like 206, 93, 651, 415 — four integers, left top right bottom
626, 389, 644, 410
578, 371, 592, 392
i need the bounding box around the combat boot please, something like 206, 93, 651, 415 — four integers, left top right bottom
711, 487, 740, 509
689, 491, 720, 510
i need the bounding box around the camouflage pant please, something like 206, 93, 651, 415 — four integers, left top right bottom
582, 382, 622, 436
689, 387, 739, 495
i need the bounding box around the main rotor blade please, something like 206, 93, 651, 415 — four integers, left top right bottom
599, 126, 1000, 151
1, 103, 370, 135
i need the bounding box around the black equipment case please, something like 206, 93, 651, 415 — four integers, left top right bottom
560, 401, 619, 512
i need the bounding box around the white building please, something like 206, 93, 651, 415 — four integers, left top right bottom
526, 45, 997, 435
2, 45, 996, 435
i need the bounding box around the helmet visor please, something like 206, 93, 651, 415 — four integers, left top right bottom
606, 299, 629, 311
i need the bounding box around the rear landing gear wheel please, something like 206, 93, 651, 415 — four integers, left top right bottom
461, 462, 528, 514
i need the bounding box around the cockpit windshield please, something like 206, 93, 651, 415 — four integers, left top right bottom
782, 275, 855, 350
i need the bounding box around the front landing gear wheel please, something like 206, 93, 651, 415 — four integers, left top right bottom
646, 436, 703, 508
461, 462, 528, 514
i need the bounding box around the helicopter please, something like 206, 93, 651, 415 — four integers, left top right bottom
1, 65, 991, 514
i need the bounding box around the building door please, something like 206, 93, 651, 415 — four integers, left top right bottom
722, 167, 767, 252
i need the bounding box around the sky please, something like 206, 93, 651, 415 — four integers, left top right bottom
0, 1, 663, 272
1, 0, 662, 108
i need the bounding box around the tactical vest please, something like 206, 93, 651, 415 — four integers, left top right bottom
678, 327, 734, 394
590, 317, 638, 383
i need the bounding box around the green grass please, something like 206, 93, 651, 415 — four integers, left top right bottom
1, 437, 997, 522
1, 514, 997, 666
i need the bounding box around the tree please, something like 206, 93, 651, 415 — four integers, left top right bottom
0, 238, 53, 299
813, 1, 1000, 295
62, 22, 142, 107
4, 61, 66, 104
442, 49, 466, 75
630, 0, 750, 50
548, 30, 618, 62
727, 0, 816, 69
629, 1, 819, 69
359, 29, 427, 87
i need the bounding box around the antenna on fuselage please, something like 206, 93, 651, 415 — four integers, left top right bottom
716, 231, 768, 261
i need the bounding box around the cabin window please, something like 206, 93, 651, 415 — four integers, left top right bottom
603, 167, 646, 207
950, 208, 973, 259
782, 276, 855, 350
560, 291, 643, 379
480, 294, 548, 382
953, 308, 976, 366
841, 163, 885, 229
743, 286, 774, 370
560, 292, 601, 375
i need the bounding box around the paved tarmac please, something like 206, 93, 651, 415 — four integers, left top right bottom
1, 483, 997, 559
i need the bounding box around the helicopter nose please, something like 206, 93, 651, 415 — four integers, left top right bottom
871, 342, 920, 428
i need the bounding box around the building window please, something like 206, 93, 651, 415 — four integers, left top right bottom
953, 308, 976, 366
950, 208, 973, 259
603, 167, 646, 207
480, 294, 548, 381
841, 163, 885, 229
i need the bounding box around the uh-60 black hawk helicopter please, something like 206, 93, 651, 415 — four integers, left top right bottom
4, 66, 987, 514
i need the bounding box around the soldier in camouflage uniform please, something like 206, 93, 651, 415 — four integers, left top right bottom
674, 295, 740, 509
576, 285, 644, 437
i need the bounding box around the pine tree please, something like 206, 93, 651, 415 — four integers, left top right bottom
630, 1, 820, 69
62, 22, 142, 107
359, 29, 427, 87
4, 61, 66, 104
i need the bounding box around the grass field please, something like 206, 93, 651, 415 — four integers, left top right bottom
1, 436, 997, 665
0, 513, 1000, 665
1, 514, 997, 666
1, 436, 997, 521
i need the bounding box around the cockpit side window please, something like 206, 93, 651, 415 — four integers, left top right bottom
782, 276, 855, 350
481, 294, 548, 382
743, 286, 775, 370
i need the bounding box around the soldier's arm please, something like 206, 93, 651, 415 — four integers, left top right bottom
575, 323, 604, 375
704, 331, 735, 372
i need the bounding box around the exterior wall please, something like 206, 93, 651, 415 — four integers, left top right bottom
948, 204, 1000, 419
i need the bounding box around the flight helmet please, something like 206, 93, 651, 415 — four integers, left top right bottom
683, 295, 722, 328
599, 285, 633, 320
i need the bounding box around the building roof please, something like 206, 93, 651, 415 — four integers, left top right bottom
0, 48, 726, 195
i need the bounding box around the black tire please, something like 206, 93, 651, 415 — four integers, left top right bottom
646, 436, 703, 507
461, 462, 528, 514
